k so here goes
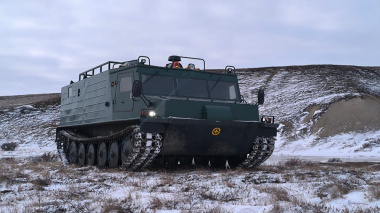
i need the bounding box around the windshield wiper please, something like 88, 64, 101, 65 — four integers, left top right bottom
143, 71, 159, 84
210, 76, 222, 91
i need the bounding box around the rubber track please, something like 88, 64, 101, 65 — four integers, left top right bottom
240, 137, 275, 168
56, 125, 162, 170
56, 127, 274, 169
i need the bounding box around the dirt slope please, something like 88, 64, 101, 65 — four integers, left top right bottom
0, 93, 60, 110
311, 96, 380, 137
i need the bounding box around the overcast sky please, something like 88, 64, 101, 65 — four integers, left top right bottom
1, 0, 379, 96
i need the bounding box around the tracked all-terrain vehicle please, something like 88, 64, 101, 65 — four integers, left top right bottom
56, 55, 279, 170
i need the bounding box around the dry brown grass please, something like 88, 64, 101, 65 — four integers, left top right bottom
317, 178, 357, 200
181, 183, 192, 193
368, 183, 380, 201
0, 172, 12, 184
367, 163, 380, 171
102, 198, 133, 213
260, 186, 291, 202
32, 177, 51, 188
148, 195, 182, 210
0, 157, 17, 164
206, 205, 232, 213
1, 158, 379, 212
0, 161, 30, 188
149, 196, 163, 209
223, 177, 235, 188
327, 157, 343, 162
283, 157, 315, 167
159, 171, 175, 186
37, 152, 59, 162
199, 186, 239, 202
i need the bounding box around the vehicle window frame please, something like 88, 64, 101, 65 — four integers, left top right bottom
175, 77, 209, 99
68, 87, 73, 98
207, 80, 239, 101
119, 76, 133, 93
140, 74, 176, 97
139, 73, 240, 101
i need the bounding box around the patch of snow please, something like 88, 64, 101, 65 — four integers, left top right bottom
274, 130, 380, 158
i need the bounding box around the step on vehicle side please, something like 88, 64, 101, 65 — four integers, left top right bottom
55, 55, 279, 170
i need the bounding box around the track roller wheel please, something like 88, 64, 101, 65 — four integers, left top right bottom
97, 142, 108, 168
68, 142, 77, 164
121, 137, 133, 164
78, 143, 86, 166
108, 142, 120, 168
63, 138, 70, 154
87, 144, 96, 166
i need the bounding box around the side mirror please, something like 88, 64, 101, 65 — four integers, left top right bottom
132, 80, 142, 97
258, 89, 264, 105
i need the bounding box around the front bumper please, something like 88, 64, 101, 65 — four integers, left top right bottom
140, 117, 279, 156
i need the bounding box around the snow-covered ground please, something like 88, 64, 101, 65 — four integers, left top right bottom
1, 157, 380, 212
0, 64, 379, 212
0, 104, 59, 158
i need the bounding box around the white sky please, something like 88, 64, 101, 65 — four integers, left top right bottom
1, 0, 379, 96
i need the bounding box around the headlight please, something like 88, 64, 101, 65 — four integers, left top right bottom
149, 111, 156, 117
141, 109, 156, 117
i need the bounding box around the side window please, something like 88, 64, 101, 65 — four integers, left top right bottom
120, 77, 132, 92
68, 87, 73, 98
229, 85, 237, 99
208, 81, 238, 100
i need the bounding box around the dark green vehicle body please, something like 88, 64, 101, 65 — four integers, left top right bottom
58, 56, 277, 159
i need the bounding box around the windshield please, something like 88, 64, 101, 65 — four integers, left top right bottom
208, 81, 238, 100
176, 78, 208, 98
141, 74, 175, 96
140, 74, 239, 100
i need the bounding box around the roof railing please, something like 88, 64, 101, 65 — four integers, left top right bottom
79, 61, 124, 81
77, 55, 236, 81
78, 56, 151, 81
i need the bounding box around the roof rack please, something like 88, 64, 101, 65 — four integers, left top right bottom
79, 61, 124, 81
78, 56, 151, 81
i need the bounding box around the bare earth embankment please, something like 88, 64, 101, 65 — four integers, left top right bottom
0, 93, 60, 110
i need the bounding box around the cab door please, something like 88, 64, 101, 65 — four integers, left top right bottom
114, 72, 134, 112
